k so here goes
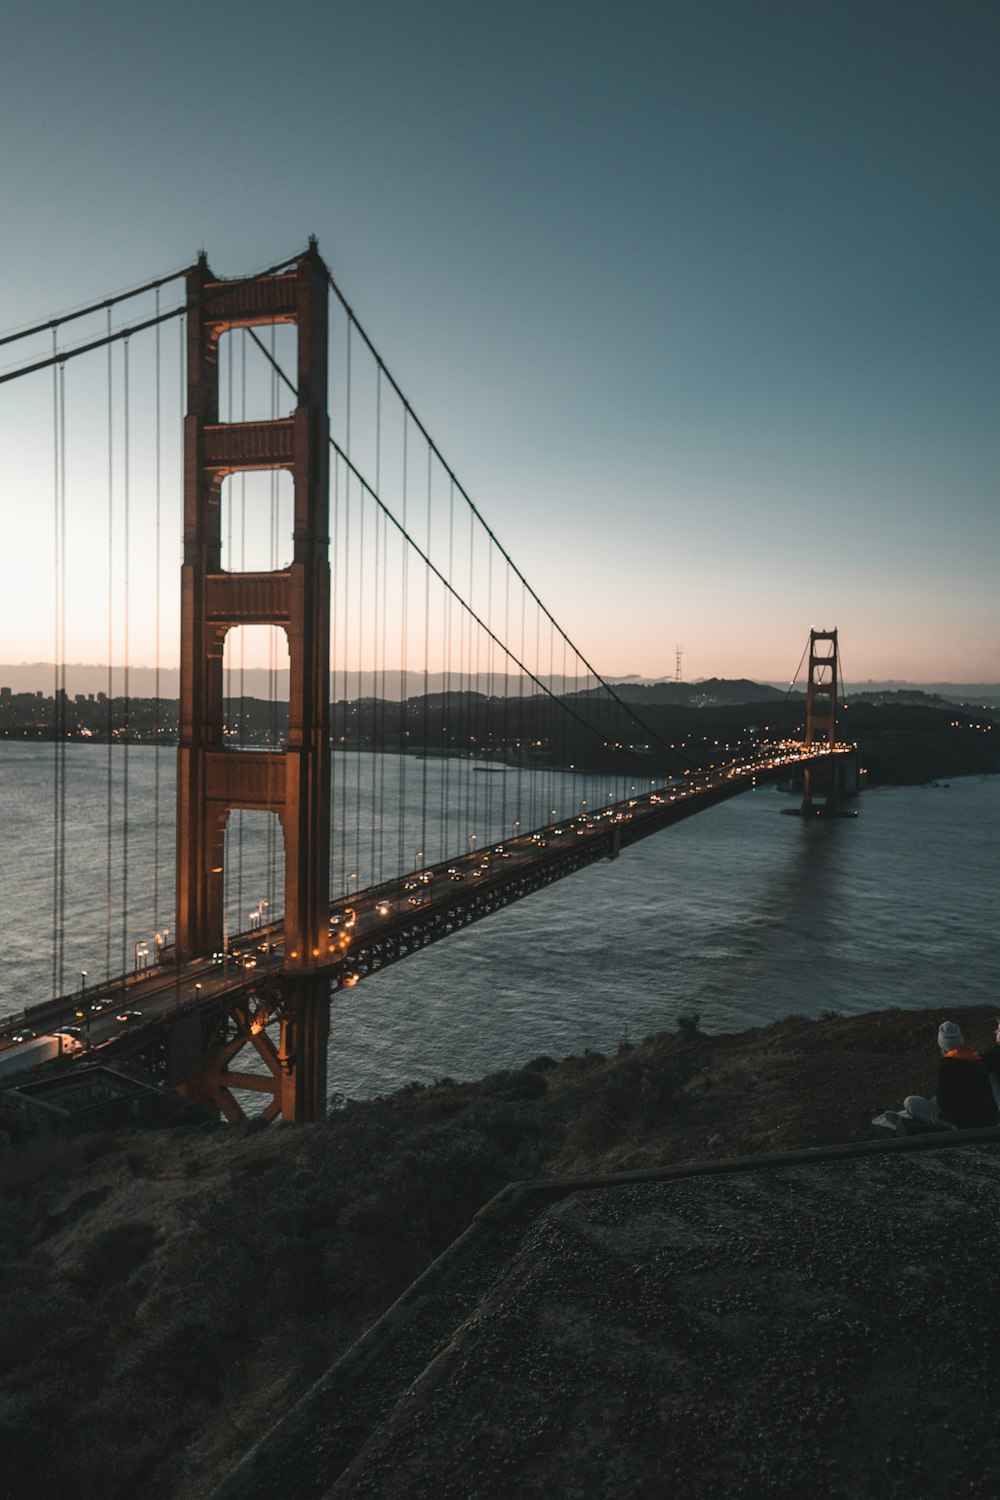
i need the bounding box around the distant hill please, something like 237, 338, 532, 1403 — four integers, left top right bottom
606, 677, 789, 708
2, 663, 997, 708
774, 680, 1000, 708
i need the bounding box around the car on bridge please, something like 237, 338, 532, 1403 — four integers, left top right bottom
116, 1010, 142, 1024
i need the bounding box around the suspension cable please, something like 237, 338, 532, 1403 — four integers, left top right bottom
0, 252, 302, 385
782, 638, 810, 704
322, 273, 686, 762
327, 431, 683, 772
244, 326, 694, 774
0, 264, 190, 350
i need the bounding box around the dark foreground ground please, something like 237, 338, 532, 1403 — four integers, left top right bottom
219, 1136, 1000, 1500
1, 1004, 998, 1499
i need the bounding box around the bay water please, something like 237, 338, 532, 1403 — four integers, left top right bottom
0, 743, 996, 1101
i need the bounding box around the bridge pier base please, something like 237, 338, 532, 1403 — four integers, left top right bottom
278, 977, 331, 1122
173, 978, 330, 1124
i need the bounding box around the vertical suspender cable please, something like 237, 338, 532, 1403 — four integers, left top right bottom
341, 399, 350, 888
517, 583, 525, 827
221, 335, 231, 943
473, 535, 483, 840
342, 446, 352, 895
51, 341, 59, 995
237, 333, 247, 922
355, 332, 366, 887
121, 338, 131, 976
371, 371, 382, 884
483, 541, 492, 838
58, 363, 67, 991
398, 411, 408, 875
375, 368, 386, 884
421, 444, 431, 865
105, 314, 114, 982
153, 293, 161, 936
51, 338, 64, 996
330, 451, 340, 895
443, 478, 455, 858
268, 323, 279, 922
178, 314, 184, 947
464, 511, 474, 844
502, 564, 510, 839
345, 316, 355, 893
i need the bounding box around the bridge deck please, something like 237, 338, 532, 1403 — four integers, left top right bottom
0, 748, 850, 1066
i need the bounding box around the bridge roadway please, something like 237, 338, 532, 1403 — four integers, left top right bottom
0, 745, 848, 1072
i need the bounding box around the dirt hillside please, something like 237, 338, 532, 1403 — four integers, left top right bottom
0, 1003, 994, 1500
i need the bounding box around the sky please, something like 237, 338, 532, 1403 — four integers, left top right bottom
0, 0, 997, 687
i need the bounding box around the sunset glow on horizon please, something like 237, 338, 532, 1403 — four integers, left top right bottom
1, 2, 997, 688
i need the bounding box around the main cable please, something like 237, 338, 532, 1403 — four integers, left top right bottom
0, 251, 302, 385
322, 272, 691, 769
244, 327, 694, 778
0, 264, 189, 350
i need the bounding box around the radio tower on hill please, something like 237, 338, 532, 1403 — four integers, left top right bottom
675, 644, 683, 683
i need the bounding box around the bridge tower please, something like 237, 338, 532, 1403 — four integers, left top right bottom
175, 243, 333, 1120
801, 627, 839, 814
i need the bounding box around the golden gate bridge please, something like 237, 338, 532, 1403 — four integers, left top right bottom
0, 243, 855, 1120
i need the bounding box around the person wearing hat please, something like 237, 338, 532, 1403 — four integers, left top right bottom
899, 1021, 999, 1130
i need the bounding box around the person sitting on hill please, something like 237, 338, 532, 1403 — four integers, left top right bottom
894, 1021, 1000, 1131
978, 1017, 1000, 1110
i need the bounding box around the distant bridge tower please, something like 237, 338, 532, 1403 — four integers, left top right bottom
675, 644, 683, 683
175, 242, 332, 1120
802, 627, 838, 814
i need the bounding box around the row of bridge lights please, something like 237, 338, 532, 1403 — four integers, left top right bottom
131, 928, 172, 976
124, 902, 275, 980
103, 764, 797, 994
115, 761, 786, 988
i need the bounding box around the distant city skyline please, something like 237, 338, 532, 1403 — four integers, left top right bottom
0, 661, 996, 703
1, 2, 997, 685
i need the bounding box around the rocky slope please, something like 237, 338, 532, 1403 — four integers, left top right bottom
0, 1003, 996, 1499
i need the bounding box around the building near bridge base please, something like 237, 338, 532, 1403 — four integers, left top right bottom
3, 1063, 207, 1136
